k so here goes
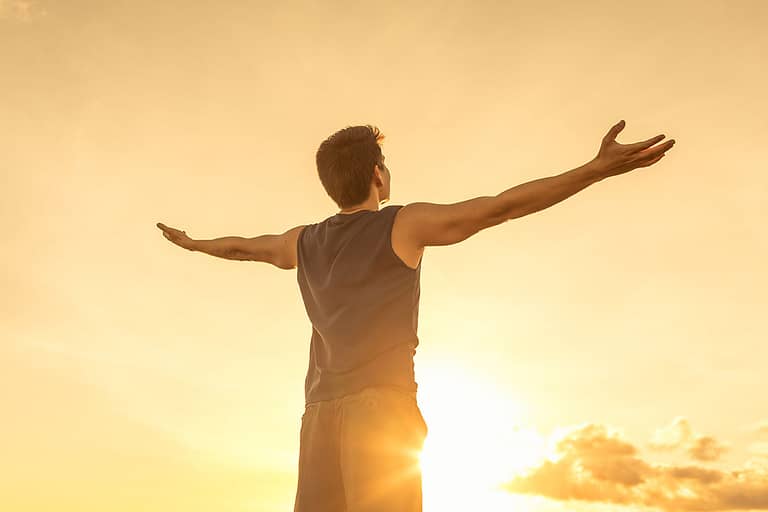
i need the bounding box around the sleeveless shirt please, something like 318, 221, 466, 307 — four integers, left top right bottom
296, 204, 421, 405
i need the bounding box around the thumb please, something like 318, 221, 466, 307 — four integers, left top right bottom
604, 119, 625, 143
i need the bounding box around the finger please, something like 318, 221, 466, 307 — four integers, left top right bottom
653, 139, 676, 154
638, 151, 666, 168
160, 223, 180, 234
636, 139, 675, 159
603, 119, 625, 143
627, 134, 665, 152
639, 142, 674, 163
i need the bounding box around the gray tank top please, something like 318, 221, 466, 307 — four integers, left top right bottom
296, 204, 421, 404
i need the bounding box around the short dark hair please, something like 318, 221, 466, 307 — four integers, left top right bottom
315, 124, 385, 208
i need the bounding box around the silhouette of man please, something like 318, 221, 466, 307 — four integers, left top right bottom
157, 120, 675, 511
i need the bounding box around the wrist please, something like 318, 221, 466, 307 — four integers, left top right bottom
581, 157, 613, 183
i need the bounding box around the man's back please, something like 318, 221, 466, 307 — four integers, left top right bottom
296, 204, 422, 405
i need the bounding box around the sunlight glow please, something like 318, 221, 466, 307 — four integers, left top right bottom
415, 361, 548, 512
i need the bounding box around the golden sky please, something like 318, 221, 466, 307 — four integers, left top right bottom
2, 1, 767, 511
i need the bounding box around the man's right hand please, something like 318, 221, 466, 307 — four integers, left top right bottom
157, 222, 196, 251
593, 120, 676, 178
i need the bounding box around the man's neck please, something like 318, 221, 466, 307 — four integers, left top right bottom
338, 200, 381, 214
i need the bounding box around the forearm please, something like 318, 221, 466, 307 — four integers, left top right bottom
190, 236, 247, 260
493, 158, 609, 220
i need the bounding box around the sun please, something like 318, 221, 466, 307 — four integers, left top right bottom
414, 361, 548, 512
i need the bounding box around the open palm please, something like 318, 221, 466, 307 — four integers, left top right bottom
596, 120, 676, 178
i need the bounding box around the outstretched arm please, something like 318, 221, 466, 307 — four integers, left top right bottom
156, 222, 306, 269
393, 120, 676, 248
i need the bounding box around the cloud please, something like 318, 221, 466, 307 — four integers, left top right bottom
688, 435, 729, 462
649, 416, 694, 450
754, 421, 768, 438
648, 416, 729, 462
501, 422, 768, 512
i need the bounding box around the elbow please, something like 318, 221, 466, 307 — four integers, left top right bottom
482, 196, 513, 228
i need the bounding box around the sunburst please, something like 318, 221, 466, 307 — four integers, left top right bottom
415, 361, 547, 511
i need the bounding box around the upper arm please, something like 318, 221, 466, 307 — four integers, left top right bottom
395, 196, 507, 249
274, 224, 307, 269
239, 225, 307, 269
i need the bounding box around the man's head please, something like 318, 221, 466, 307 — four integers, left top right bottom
315, 124, 390, 209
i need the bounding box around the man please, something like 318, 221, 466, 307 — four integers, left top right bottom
157, 120, 675, 511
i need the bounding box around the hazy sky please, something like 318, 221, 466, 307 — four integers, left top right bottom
2, 1, 767, 511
